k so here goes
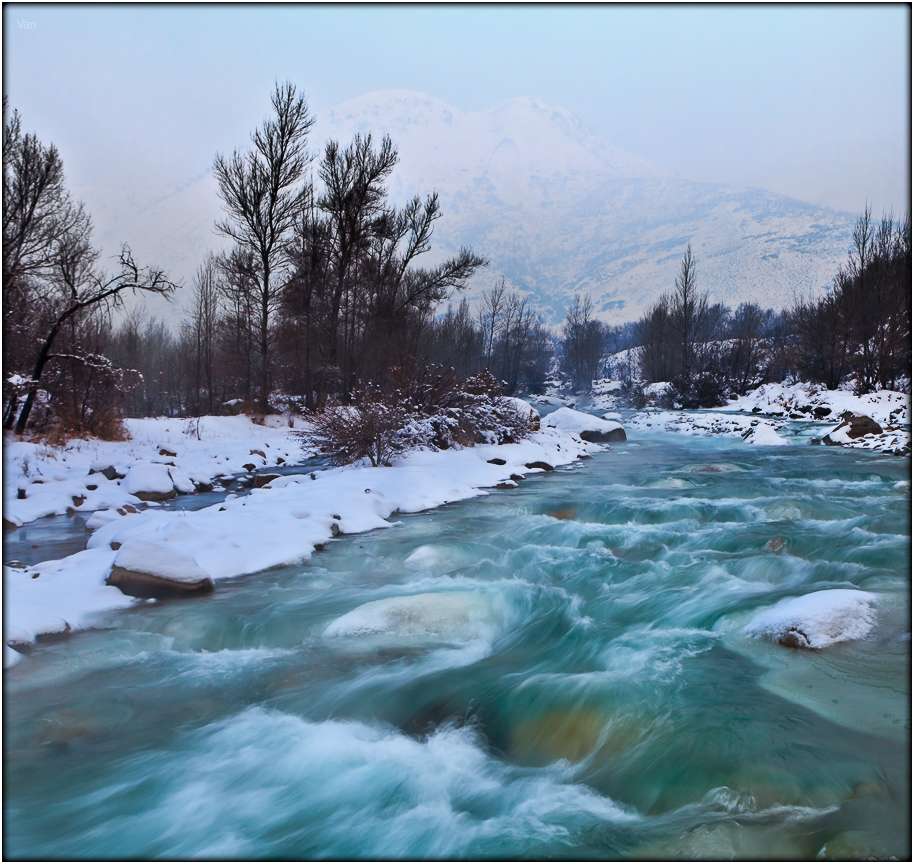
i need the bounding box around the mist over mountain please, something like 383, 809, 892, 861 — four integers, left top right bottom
95, 90, 857, 327
316, 91, 857, 324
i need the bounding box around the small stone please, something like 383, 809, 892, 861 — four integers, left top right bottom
525, 461, 555, 471
487, 458, 507, 465
71, 495, 86, 507
17, 488, 26, 500
765, 536, 787, 554
777, 628, 812, 649
158, 447, 177, 458
250, 449, 266, 459
242, 463, 256, 472
330, 522, 341, 536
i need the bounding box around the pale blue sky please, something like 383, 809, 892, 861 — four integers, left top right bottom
3, 4, 910, 246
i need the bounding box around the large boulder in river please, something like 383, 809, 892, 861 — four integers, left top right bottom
123, 463, 176, 501
744, 589, 878, 650
107, 539, 214, 599
543, 407, 626, 442
822, 412, 883, 445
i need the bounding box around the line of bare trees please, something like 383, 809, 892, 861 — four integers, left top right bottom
633, 215, 910, 407
419, 281, 554, 395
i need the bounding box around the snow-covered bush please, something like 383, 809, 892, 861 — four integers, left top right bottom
309, 370, 536, 467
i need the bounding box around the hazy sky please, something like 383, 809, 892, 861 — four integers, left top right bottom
4, 3, 910, 271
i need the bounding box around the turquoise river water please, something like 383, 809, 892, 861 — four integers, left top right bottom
3, 423, 910, 859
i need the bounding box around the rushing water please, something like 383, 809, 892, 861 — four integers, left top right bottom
3, 427, 910, 860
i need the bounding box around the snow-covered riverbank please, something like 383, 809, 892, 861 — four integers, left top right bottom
623, 383, 910, 454
4, 420, 602, 666
4, 415, 309, 528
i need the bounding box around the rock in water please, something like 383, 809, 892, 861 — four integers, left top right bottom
123, 463, 177, 502
543, 406, 626, 442
107, 539, 214, 599
744, 589, 878, 650
253, 473, 280, 489
823, 412, 883, 445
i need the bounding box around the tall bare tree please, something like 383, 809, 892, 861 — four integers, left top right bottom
213, 81, 314, 411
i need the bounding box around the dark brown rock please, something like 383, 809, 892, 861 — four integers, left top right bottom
496, 482, 515, 490
134, 489, 177, 502
71, 495, 85, 507
242, 463, 256, 472
106, 565, 214, 599
487, 458, 507, 465
838, 412, 883, 438
580, 427, 626, 443
250, 449, 266, 458
89, 465, 124, 481
158, 447, 177, 458
525, 461, 555, 471
777, 628, 812, 649
765, 536, 787, 554
253, 473, 280, 489
813, 406, 831, 418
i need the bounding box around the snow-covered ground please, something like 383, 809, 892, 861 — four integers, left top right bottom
619, 383, 911, 455
717, 382, 909, 427
4, 417, 604, 665
3, 415, 309, 528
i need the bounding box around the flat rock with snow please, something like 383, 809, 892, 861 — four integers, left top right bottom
107, 539, 215, 599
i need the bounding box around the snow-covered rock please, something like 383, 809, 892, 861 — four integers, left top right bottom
543, 407, 626, 442
107, 539, 215, 598
741, 422, 789, 446
323, 591, 505, 645
123, 463, 176, 501
744, 589, 879, 649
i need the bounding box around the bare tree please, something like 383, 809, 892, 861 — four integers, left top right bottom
184, 253, 221, 414
13, 244, 176, 433
562, 293, 605, 390
672, 242, 707, 379
213, 81, 314, 411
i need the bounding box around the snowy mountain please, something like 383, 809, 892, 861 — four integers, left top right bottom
95, 90, 857, 327
315, 91, 857, 324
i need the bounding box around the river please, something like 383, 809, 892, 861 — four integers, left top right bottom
3, 423, 910, 859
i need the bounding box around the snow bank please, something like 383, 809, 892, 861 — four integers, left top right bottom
3, 550, 131, 651
4, 426, 603, 665
719, 382, 909, 427
3, 414, 309, 527
744, 589, 879, 649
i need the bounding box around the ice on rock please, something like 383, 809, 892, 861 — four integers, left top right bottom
745, 589, 879, 649
323, 591, 504, 644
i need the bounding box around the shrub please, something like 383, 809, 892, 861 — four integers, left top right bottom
308, 368, 537, 467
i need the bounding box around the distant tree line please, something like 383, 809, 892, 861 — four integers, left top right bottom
625, 217, 910, 408
5, 83, 908, 438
